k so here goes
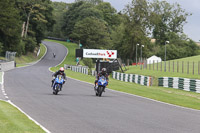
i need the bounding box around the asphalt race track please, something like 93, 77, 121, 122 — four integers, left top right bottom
4, 41, 200, 133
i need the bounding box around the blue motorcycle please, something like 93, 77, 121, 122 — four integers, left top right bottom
95, 76, 108, 97
52, 75, 64, 95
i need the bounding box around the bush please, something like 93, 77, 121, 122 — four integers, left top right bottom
23, 37, 37, 54
82, 58, 94, 69
0, 42, 3, 55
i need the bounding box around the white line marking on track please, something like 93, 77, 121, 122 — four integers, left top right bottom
7, 100, 51, 133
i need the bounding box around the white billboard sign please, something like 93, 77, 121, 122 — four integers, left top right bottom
83, 49, 117, 59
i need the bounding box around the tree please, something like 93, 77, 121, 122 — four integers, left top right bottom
112, 0, 150, 60
16, 0, 55, 47
0, 0, 22, 54
46, 2, 68, 38
70, 17, 111, 49
95, 2, 119, 27
75, 0, 103, 5
150, 0, 191, 44
62, 1, 103, 37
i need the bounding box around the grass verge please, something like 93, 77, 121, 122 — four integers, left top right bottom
15, 43, 46, 67
48, 39, 200, 110
0, 101, 45, 133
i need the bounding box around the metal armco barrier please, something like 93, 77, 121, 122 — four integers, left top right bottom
112, 71, 153, 86
70, 66, 89, 75
158, 77, 200, 93
0, 61, 15, 71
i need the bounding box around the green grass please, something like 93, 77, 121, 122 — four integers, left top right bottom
47, 39, 200, 110
126, 55, 200, 79
15, 43, 46, 67
0, 101, 45, 133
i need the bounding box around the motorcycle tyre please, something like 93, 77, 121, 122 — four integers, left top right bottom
98, 86, 103, 97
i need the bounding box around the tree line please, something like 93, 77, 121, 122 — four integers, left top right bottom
0, 0, 199, 61
0, 0, 54, 56
48, 0, 199, 62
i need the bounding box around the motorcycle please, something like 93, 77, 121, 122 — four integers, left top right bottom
95, 76, 108, 97
53, 53, 56, 58
52, 75, 64, 95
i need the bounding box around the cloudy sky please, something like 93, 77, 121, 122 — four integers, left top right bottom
52, 0, 200, 42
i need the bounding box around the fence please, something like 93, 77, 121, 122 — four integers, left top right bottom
158, 77, 200, 93
5, 51, 17, 61
141, 60, 200, 75
69, 65, 89, 75
112, 71, 152, 86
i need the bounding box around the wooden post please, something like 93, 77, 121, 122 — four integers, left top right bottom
161, 61, 162, 71
169, 61, 170, 72
182, 61, 184, 73
187, 61, 189, 74
173, 61, 174, 72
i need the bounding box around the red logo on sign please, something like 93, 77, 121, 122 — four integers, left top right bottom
107, 51, 114, 57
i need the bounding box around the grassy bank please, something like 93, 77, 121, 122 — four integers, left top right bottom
48, 39, 200, 110
125, 55, 200, 80
0, 101, 45, 133
15, 43, 46, 67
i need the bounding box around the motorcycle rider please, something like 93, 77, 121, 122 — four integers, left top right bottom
94, 68, 109, 90
51, 67, 66, 89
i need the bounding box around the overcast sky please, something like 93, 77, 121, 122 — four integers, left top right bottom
51, 0, 200, 42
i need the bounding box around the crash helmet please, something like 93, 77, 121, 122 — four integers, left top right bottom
101, 68, 106, 74
60, 67, 65, 72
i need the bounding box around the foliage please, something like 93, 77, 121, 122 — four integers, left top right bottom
62, 1, 100, 36
15, 0, 55, 47
46, 2, 68, 38
82, 58, 94, 69
75, 0, 103, 5
149, 0, 191, 45
0, 42, 3, 55
15, 43, 46, 66
0, 0, 22, 54
70, 17, 111, 49
111, 0, 150, 60
23, 37, 37, 54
